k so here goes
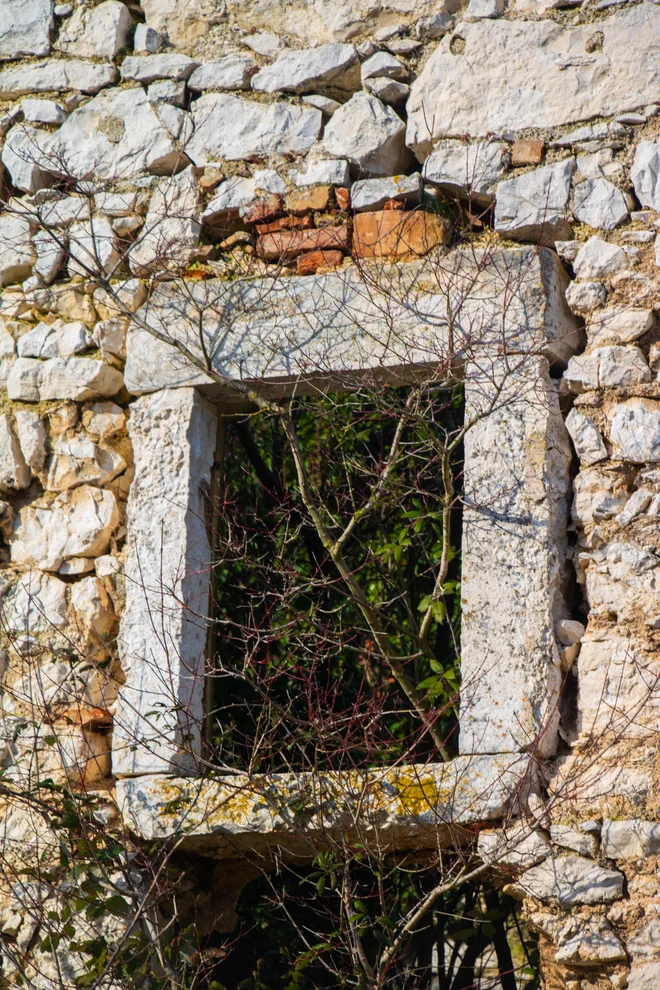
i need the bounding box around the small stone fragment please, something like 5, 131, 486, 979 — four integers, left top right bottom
81, 402, 126, 439
550, 824, 598, 857
511, 139, 544, 166
351, 174, 422, 212
133, 23, 161, 53
296, 249, 344, 274
0, 0, 53, 58
363, 78, 410, 104
302, 94, 341, 115
565, 408, 608, 465
68, 218, 120, 278
0, 214, 36, 286
587, 306, 654, 345
147, 80, 186, 108
188, 55, 258, 92
615, 489, 653, 527
243, 32, 284, 58
573, 178, 629, 230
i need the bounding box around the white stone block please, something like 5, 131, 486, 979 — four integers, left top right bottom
0, 58, 117, 99
494, 159, 574, 243
322, 91, 411, 177
609, 398, 660, 462
187, 93, 322, 165
251, 43, 359, 94
120, 54, 200, 84
0, 414, 30, 493
55, 0, 133, 57
17, 319, 92, 358
133, 22, 161, 53
0, 212, 36, 285
565, 407, 608, 465
517, 854, 624, 906
291, 158, 350, 187
351, 174, 422, 211
113, 388, 216, 776
573, 236, 627, 279
424, 140, 506, 204
631, 140, 660, 211
20, 98, 67, 124
7, 357, 124, 402
188, 55, 257, 91
573, 177, 629, 230
0, 0, 53, 59
602, 819, 660, 859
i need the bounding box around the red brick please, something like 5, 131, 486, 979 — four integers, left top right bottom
352, 210, 450, 260
296, 249, 344, 275
257, 225, 350, 262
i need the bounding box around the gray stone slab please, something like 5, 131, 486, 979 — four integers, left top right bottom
113, 387, 217, 776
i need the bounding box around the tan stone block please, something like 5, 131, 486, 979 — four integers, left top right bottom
285, 184, 332, 214
256, 225, 350, 261
352, 210, 450, 259
511, 138, 545, 166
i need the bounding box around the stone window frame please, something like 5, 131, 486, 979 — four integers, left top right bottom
111, 246, 580, 846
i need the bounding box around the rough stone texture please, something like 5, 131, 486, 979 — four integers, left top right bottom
517, 855, 624, 906
494, 159, 574, 243
55, 0, 133, 58
601, 819, 660, 859
113, 388, 216, 776
0, 0, 53, 59
609, 398, 660, 462
7, 357, 124, 402
188, 55, 257, 91
251, 43, 359, 94
460, 357, 572, 756
573, 178, 629, 230
9, 486, 120, 571
187, 93, 322, 164
116, 754, 536, 852
0, 58, 117, 98
125, 248, 580, 394
423, 141, 506, 203
407, 3, 660, 155
45, 86, 185, 184
322, 91, 411, 177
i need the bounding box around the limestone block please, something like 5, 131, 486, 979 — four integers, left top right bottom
478, 824, 550, 869
116, 754, 536, 849
549, 824, 598, 857
360, 51, 408, 83
81, 402, 126, 439
565, 281, 607, 316
68, 218, 117, 278
322, 92, 411, 177
407, 4, 660, 156
17, 319, 92, 358
423, 140, 506, 204
32, 229, 65, 284
55, 0, 133, 57
351, 174, 422, 212
251, 43, 359, 94
364, 77, 409, 105
616, 488, 653, 527
291, 158, 350, 187
10, 486, 120, 571
587, 306, 654, 345
573, 178, 629, 230
140, 0, 227, 48
0, 569, 68, 634
14, 410, 46, 473
47, 87, 185, 183
44, 433, 126, 492
602, 819, 660, 859
69, 574, 117, 651
0, 58, 117, 98
597, 345, 651, 388
125, 248, 579, 394
493, 159, 574, 243
93, 278, 146, 320
134, 22, 161, 53
20, 98, 67, 124
0, 414, 30, 492
188, 55, 258, 91
517, 854, 624, 906
7, 357, 123, 402
554, 918, 627, 967
0, 213, 36, 285
129, 166, 201, 274
147, 79, 186, 108
38, 194, 91, 228
460, 358, 572, 755
187, 93, 322, 164
573, 237, 627, 279
92, 319, 127, 362
631, 140, 660, 211
628, 921, 660, 985
113, 388, 216, 775
1, 122, 53, 194
609, 398, 660, 462
0, 0, 53, 59
120, 53, 200, 84
565, 407, 608, 465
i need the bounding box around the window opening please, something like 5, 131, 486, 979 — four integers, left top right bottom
204, 381, 465, 773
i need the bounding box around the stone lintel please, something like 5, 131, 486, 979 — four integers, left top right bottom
116, 754, 536, 857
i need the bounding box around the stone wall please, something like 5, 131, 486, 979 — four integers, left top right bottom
2, 0, 660, 985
